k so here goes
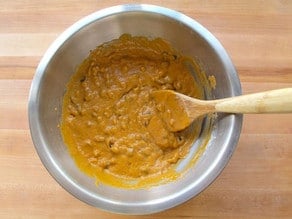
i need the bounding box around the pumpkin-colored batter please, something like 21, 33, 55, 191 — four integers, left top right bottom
61, 34, 209, 188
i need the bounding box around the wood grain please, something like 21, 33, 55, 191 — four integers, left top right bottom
0, 0, 291, 218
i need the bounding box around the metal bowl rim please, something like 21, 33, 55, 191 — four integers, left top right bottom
28, 4, 242, 215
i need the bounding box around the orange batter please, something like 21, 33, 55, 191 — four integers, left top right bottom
61, 34, 208, 188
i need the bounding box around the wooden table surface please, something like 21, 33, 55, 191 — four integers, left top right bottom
1, 0, 292, 218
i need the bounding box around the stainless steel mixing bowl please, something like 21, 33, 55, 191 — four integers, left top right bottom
28, 4, 242, 214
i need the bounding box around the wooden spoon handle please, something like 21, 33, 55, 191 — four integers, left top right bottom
214, 88, 292, 114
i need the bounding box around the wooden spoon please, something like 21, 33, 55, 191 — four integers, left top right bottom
151, 88, 292, 132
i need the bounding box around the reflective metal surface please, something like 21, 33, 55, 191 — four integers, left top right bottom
28, 4, 242, 214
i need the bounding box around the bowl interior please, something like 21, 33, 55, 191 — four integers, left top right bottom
29, 5, 242, 214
